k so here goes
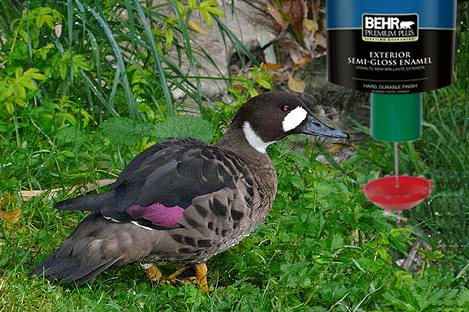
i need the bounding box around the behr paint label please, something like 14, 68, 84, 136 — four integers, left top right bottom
362, 14, 418, 42
326, 0, 456, 94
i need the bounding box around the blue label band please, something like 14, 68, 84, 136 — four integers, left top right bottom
326, 0, 457, 30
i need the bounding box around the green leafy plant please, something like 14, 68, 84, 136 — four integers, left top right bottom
228, 67, 273, 100
101, 115, 215, 146
0, 68, 47, 115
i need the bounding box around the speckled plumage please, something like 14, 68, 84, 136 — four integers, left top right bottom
31, 91, 346, 285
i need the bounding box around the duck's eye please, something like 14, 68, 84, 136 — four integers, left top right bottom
281, 104, 290, 111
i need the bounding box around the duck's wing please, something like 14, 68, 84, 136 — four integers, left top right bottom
55, 137, 254, 231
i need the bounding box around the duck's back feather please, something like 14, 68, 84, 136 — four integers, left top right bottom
54, 138, 254, 231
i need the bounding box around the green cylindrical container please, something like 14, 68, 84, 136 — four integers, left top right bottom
371, 93, 421, 142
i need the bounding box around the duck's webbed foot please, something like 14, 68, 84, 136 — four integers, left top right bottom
140, 263, 163, 281
140, 263, 208, 292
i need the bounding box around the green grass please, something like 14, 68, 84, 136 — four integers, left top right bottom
1, 1, 469, 311
1, 133, 469, 311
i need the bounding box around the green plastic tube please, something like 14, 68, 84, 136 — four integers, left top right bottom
371, 93, 422, 142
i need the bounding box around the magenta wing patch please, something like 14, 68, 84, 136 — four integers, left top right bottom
126, 203, 185, 228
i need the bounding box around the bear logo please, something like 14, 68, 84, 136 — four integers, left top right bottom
400, 21, 415, 29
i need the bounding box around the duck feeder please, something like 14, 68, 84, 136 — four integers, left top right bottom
326, 0, 457, 213
360, 175, 435, 211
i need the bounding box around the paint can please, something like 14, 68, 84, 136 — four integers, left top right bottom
326, 0, 457, 94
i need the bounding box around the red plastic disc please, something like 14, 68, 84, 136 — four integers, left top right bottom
360, 175, 435, 211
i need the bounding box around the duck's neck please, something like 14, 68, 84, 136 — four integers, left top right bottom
214, 123, 273, 166
214, 123, 278, 205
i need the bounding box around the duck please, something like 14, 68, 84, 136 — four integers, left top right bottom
31, 91, 347, 291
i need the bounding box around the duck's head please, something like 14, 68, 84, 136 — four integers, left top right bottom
231, 91, 348, 153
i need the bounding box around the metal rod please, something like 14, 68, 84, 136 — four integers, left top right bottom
394, 142, 399, 187
394, 143, 402, 223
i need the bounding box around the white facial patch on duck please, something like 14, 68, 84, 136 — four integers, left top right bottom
282, 106, 308, 132
243, 121, 274, 153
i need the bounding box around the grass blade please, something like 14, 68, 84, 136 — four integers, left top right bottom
168, 0, 203, 112
67, 0, 74, 84
132, 0, 174, 116
80, 70, 119, 117
77, 0, 141, 119
87, 30, 103, 85
214, 15, 260, 67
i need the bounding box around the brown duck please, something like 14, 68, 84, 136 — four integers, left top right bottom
32, 91, 347, 291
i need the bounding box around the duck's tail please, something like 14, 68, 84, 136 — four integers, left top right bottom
54, 192, 114, 213
31, 214, 122, 285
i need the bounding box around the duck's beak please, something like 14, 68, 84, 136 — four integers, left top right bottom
300, 115, 349, 138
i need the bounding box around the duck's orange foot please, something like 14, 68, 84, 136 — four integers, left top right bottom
140, 263, 163, 281
140, 263, 208, 292
194, 263, 208, 293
